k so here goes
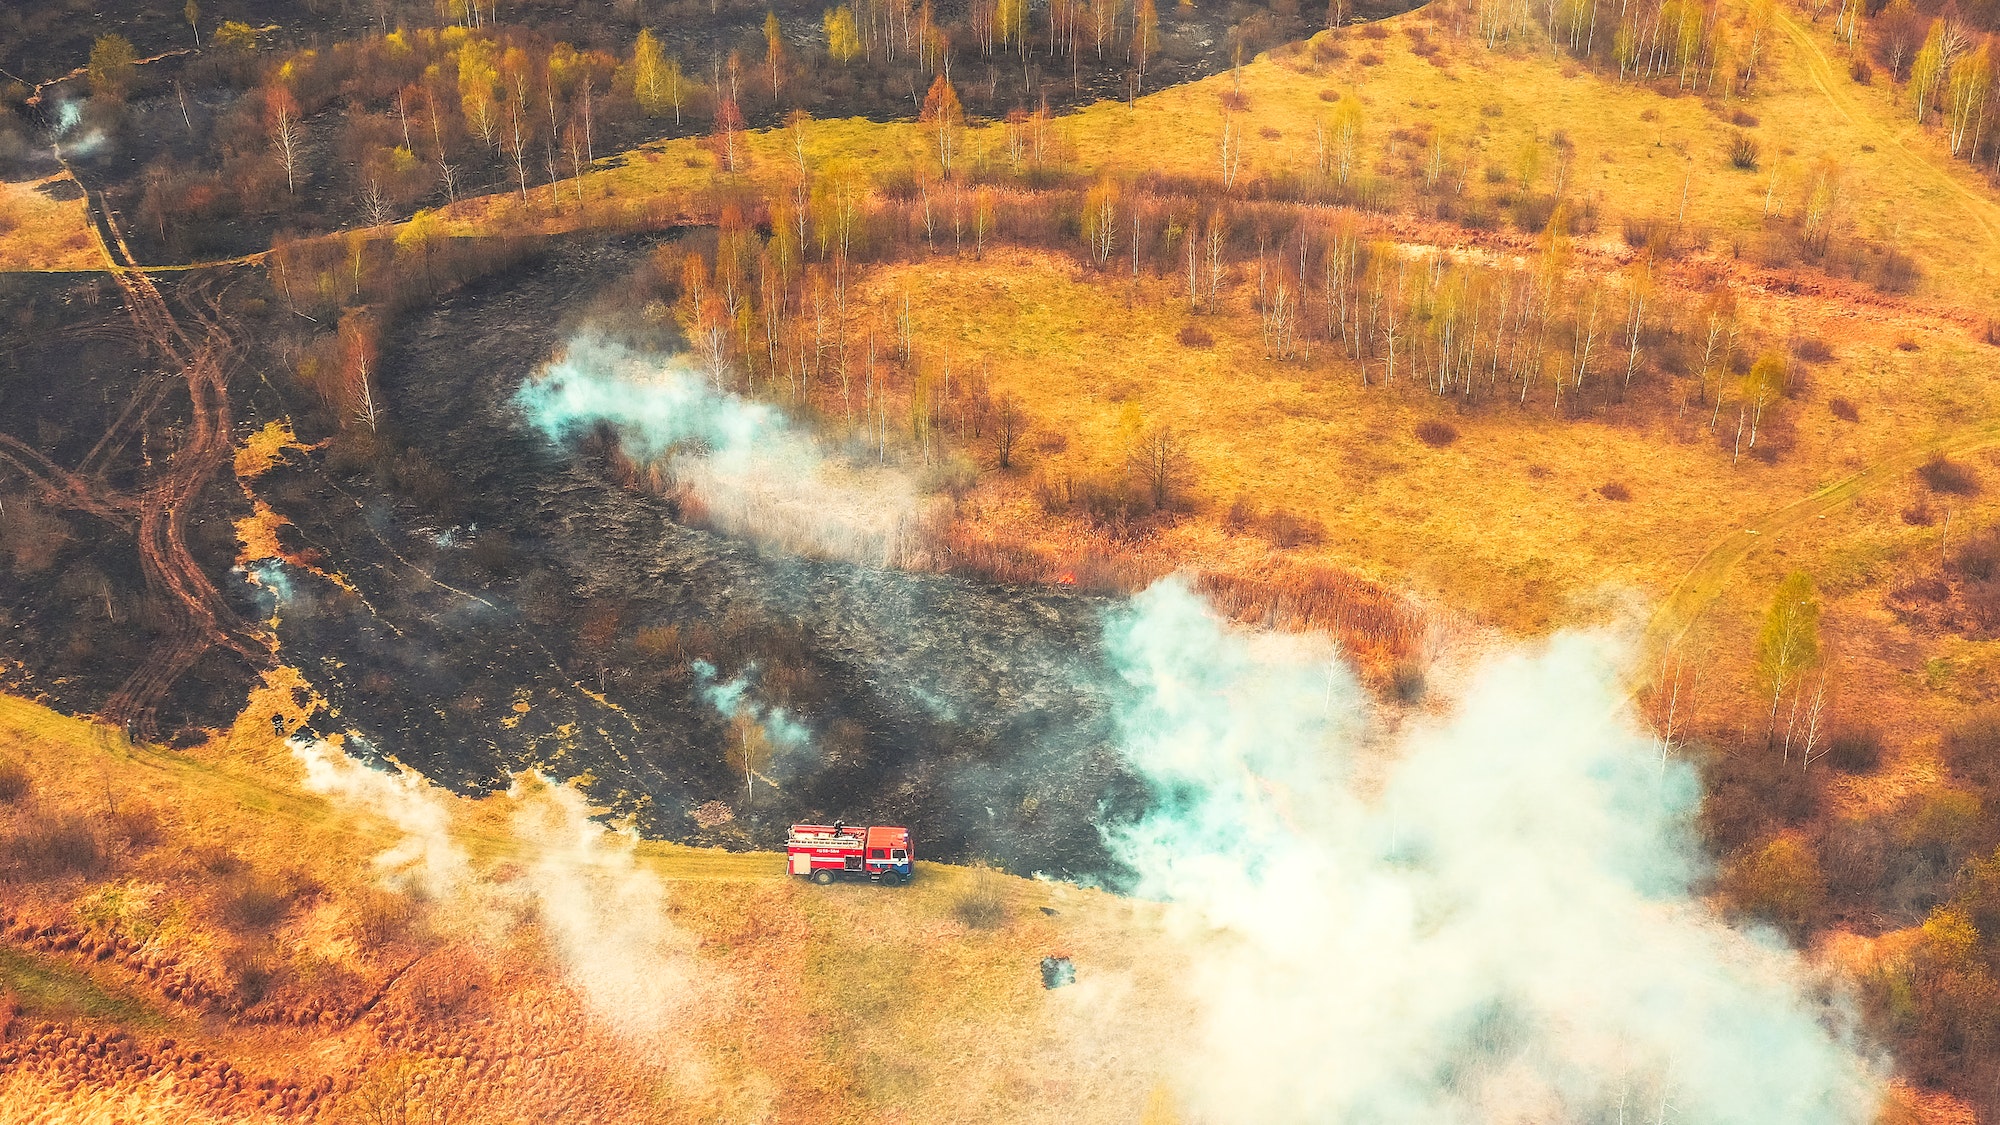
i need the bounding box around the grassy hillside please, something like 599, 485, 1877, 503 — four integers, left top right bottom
0, 688, 1193, 1123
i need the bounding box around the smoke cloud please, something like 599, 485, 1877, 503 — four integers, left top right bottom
293, 736, 470, 903
513, 336, 930, 565
505, 774, 700, 1036
1098, 578, 1883, 1122
294, 740, 701, 1035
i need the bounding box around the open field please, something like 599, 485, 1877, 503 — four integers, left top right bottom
0, 176, 99, 273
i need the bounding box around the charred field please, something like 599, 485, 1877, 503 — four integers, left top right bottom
242, 234, 1146, 879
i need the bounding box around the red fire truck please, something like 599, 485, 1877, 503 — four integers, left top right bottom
786, 822, 914, 885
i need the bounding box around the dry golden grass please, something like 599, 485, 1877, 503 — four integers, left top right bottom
0, 177, 99, 273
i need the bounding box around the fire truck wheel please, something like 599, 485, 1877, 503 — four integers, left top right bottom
812, 870, 835, 885
879, 870, 903, 887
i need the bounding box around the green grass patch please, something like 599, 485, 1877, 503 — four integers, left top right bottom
0, 945, 171, 1030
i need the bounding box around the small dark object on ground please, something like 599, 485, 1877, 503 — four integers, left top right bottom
1829, 397, 1859, 422
1042, 956, 1076, 989
1040, 906, 1059, 916
1178, 323, 1214, 348
1600, 481, 1632, 501
1391, 660, 1426, 704
1415, 420, 1458, 447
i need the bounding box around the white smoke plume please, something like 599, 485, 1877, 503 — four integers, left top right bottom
514, 336, 930, 565
1098, 578, 1883, 1123
294, 740, 698, 1035
292, 736, 470, 903
506, 774, 698, 1036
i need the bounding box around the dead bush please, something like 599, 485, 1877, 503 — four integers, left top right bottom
1828, 728, 1885, 773
1944, 712, 2000, 793
1723, 836, 1827, 937
112, 803, 160, 850
952, 868, 1009, 930
1829, 397, 1860, 422
1920, 455, 1980, 496
1178, 323, 1214, 348
1358, 51, 1384, 66
354, 889, 416, 950
1729, 108, 1761, 127
1902, 499, 1937, 526
1850, 57, 1873, 83
1599, 481, 1633, 501
5, 816, 105, 878
1317, 86, 1342, 100
1390, 659, 1427, 703
1415, 419, 1458, 447
0, 760, 26, 803
223, 876, 295, 930
1728, 131, 1760, 170
1359, 21, 1389, 37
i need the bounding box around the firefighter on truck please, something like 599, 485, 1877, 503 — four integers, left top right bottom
785, 820, 914, 885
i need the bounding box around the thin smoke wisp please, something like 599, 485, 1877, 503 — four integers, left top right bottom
514, 336, 930, 565
1099, 578, 1883, 1123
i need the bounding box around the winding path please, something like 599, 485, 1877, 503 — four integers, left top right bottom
1642, 421, 2000, 660
1778, 12, 2000, 249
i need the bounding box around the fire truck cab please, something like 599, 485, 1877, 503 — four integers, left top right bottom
786, 822, 914, 886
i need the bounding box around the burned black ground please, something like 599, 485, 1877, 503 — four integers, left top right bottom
242, 235, 1146, 879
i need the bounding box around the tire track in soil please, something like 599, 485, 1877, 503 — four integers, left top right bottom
1642, 420, 2000, 663
21, 151, 271, 739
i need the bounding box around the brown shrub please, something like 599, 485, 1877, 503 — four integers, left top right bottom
1903, 499, 1937, 526
0, 760, 26, 803
1178, 323, 1215, 348
1219, 89, 1249, 112
5, 816, 105, 878
1358, 51, 1384, 66
1359, 21, 1389, 37
1317, 87, 1342, 100
1729, 108, 1761, 127
1195, 567, 1425, 664
952, 868, 1009, 930
1850, 57, 1873, 83
1724, 836, 1827, 936
1390, 659, 1426, 703
1829, 397, 1860, 422
1921, 455, 1980, 496
1599, 481, 1632, 501
1728, 131, 1760, 170
1796, 337, 1834, 363
1414, 419, 1458, 447
112, 803, 160, 850
223, 877, 294, 930
1828, 727, 1885, 773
